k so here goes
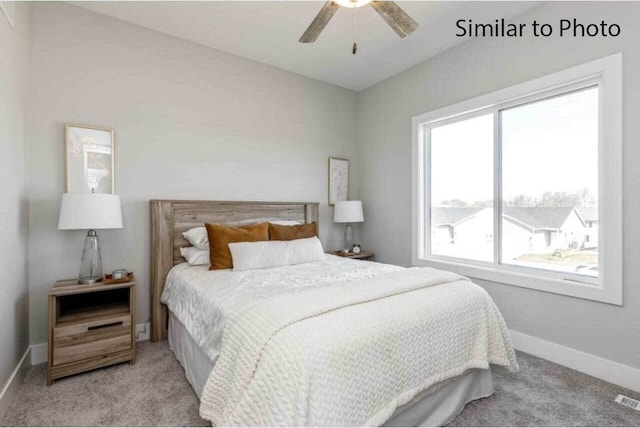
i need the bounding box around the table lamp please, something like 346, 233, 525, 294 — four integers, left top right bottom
333, 200, 364, 252
58, 193, 123, 284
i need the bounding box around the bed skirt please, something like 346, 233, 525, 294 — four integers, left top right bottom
168, 311, 493, 427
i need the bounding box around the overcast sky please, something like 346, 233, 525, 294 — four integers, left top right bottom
430, 87, 599, 206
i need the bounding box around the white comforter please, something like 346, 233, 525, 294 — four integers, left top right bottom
187, 264, 518, 426
161, 255, 402, 361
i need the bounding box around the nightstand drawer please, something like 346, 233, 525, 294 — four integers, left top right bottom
53, 314, 132, 366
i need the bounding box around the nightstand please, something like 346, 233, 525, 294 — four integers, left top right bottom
47, 279, 136, 386
331, 250, 375, 261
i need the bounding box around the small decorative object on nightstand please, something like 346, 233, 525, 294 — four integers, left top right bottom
332, 250, 375, 261
47, 278, 136, 386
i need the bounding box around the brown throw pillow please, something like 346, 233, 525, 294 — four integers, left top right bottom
269, 222, 317, 241
205, 222, 269, 270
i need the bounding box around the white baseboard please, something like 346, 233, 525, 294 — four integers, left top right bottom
0, 347, 31, 420
31, 322, 151, 365
510, 329, 640, 394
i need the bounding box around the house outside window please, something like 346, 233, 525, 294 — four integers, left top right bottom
412, 54, 622, 305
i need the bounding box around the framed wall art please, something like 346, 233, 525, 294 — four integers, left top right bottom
328, 156, 349, 206
65, 124, 115, 194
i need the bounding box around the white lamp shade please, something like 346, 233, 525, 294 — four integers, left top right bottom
58, 193, 123, 230
333, 200, 364, 223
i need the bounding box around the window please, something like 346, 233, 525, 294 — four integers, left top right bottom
412, 54, 622, 305
430, 113, 493, 262
501, 87, 598, 276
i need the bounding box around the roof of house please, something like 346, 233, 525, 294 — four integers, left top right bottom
431, 207, 485, 227
503, 207, 579, 231
576, 207, 598, 222
432, 206, 584, 231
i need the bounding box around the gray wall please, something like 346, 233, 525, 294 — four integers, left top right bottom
0, 2, 30, 392
27, 2, 358, 344
21, 1, 640, 370
357, 2, 640, 368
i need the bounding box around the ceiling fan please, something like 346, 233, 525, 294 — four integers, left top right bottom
299, 1, 418, 53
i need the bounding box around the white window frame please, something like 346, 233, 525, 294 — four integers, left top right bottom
412, 53, 622, 305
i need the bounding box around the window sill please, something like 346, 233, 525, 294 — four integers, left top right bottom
413, 256, 621, 306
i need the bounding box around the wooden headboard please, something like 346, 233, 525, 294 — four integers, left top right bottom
149, 199, 319, 342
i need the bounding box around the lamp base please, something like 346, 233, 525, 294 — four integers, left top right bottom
343, 223, 354, 252
79, 229, 103, 284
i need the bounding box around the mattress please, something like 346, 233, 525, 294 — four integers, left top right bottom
168, 312, 494, 426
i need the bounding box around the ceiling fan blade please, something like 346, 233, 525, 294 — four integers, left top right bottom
370, 1, 418, 38
299, 1, 340, 43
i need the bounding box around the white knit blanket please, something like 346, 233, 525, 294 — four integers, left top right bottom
199, 267, 518, 426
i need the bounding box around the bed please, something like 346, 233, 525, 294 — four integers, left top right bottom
150, 200, 518, 426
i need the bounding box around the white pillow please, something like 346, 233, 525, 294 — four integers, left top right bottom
182, 222, 298, 250
180, 246, 210, 266
269, 220, 301, 226
229, 237, 325, 271
182, 227, 209, 250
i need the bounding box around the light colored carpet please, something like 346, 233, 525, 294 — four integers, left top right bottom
2, 341, 639, 427
2, 341, 207, 427
448, 354, 640, 427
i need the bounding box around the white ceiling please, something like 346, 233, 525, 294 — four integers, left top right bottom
70, 1, 541, 91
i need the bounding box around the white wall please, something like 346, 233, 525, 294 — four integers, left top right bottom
0, 0, 30, 399
357, 2, 640, 369
27, 2, 358, 345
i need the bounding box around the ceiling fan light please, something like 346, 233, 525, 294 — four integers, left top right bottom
334, 0, 371, 8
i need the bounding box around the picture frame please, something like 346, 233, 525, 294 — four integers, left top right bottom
65, 124, 115, 194
328, 156, 349, 206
